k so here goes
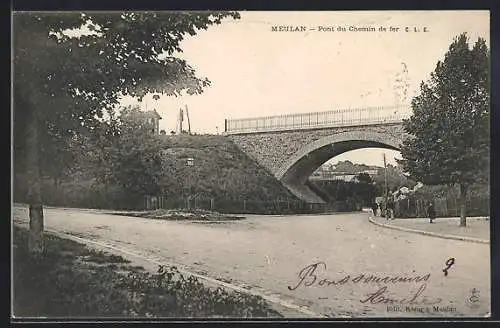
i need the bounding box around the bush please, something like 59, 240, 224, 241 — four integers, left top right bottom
393, 194, 489, 218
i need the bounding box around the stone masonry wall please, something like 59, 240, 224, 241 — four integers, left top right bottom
228, 123, 407, 177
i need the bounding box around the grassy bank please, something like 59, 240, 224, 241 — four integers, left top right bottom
14, 135, 297, 211
12, 226, 282, 318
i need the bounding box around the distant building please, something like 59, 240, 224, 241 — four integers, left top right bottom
362, 169, 379, 176
309, 168, 379, 182
309, 171, 357, 182
141, 109, 162, 135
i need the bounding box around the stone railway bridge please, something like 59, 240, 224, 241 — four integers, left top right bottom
224, 105, 412, 203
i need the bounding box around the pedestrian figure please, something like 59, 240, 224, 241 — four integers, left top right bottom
382, 203, 387, 219
371, 202, 379, 217
428, 202, 436, 223
386, 198, 395, 220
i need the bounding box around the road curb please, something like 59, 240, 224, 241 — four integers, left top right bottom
368, 217, 489, 244
39, 227, 325, 319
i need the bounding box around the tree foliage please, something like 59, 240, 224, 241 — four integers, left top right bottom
397, 33, 489, 186
312, 175, 376, 209
372, 164, 417, 193
14, 11, 240, 144
90, 105, 165, 197
354, 172, 373, 184
13, 11, 240, 253
397, 33, 489, 226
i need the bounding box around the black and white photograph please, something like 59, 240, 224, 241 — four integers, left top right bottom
12, 10, 491, 319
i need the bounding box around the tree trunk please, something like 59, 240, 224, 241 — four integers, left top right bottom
459, 183, 468, 227
25, 108, 44, 255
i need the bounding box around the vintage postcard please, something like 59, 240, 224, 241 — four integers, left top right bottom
12, 10, 490, 320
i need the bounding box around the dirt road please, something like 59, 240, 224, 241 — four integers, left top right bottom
12, 206, 490, 318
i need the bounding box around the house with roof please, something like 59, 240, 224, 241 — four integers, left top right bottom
141, 109, 162, 135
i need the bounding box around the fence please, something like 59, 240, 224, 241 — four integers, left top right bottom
17, 180, 489, 217
393, 195, 490, 218
225, 105, 411, 134
144, 195, 358, 215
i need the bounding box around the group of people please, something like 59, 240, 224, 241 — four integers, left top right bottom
371, 199, 395, 220
371, 199, 436, 223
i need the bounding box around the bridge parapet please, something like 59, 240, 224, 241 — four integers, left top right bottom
225, 105, 411, 134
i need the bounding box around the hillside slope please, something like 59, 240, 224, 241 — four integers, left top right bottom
14, 135, 297, 210
157, 135, 296, 201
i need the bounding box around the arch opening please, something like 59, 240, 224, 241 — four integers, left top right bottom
276, 131, 402, 203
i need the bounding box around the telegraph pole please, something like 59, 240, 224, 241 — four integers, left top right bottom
185, 105, 191, 135
383, 153, 388, 217
178, 107, 184, 134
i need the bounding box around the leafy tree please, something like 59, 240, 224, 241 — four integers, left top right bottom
38, 124, 83, 187
332, 160, 358, 174
397, 33, 489, 227
13, 11, 240, 254
311, 178, 374, 209
354, 172, 373, 184
372, 164, 417, 194
91, 105, 165, 203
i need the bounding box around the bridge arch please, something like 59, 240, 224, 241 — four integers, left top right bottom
275, 130, 402, 202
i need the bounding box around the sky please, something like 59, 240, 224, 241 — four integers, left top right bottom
119, 10, 489, 166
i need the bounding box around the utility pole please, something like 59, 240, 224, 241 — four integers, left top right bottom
186, 157, 194, 209
185, 105, 191, 135
383, 153, 388, 216
178, 107, 184, 134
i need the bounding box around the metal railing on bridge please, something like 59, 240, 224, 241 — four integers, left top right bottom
225, 105, 412, 134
